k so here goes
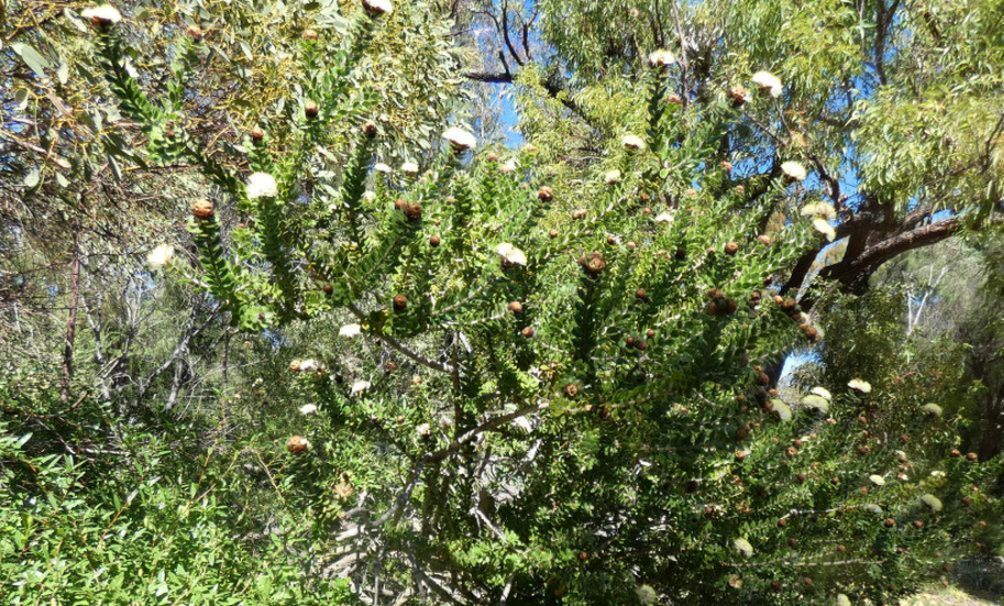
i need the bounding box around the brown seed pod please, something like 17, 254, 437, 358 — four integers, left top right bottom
286, 435, 309, 454
304, 100, 319, 119
402, 201, 422, 222
799, 324, 819, 341
884, 517, 896, 528
521, 326, 535, 338
727, 85, 750, 107
322, 283, 334, 295
635, 288, 648, 300
638, 192, 651, 203
606, 234, 618, 246
734, 450, 748, 462
625, 336, 636, 347
724, 242, 740, 255
770, 580, 782, 591
577, 550, 589, 562
777, 518, 788, 528
966, 452, 978, 462
191, 199, 215, 220
429, 234, 441, 247
626, 241, 637, 251
537, 186, 554, 202
858, 445, 871, 455
486, 152, 499, 162
302, 28, 319, 40
549, 229, 559, 239
950, 448, 961, 457
788, 537, 798, 547
634, 339, 647, 351
361, 120, 378, 138
385, 361, 397, 372
507, 301, 524, 315
571, 208, 587, 220
961, 496, 972, 507
785, 446, 798, 457
913, 520, 925, 529
564, 383, 579, 398
578, 252, 606, 275
392, 294, 408, 312
757, 234, 772, 246
250, 127, 265, 142
802, 577, 814, 588
646, 329, 655, 338
186, 25, 204, 41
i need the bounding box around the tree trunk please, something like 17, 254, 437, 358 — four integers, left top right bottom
60, 231, 81, 405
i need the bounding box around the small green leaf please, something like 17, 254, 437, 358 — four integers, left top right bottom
920, 494, 943, 512
11, 43, 51, 77
23, 167, 40, 188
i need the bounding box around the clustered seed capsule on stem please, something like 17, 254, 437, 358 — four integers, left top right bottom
191, 199, 214, 220
286, 435, 309, 454
537, 186, 554, 202
304, 100, 319, 119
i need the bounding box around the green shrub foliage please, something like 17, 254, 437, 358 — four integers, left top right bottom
89, 2, 1002, 604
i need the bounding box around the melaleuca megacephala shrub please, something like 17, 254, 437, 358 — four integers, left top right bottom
86, 3, 1002, 603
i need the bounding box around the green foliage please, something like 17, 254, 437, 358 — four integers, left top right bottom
85, 2, 1003, 603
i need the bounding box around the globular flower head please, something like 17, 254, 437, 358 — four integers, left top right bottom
81, 4, 122, 27
401, 161, 420, 176
604, 169, 622, 185
751, 70, 783, 97
496, 243, 527, 267
374, 162, 393, 174
146, 244, 174, 269
442, 127, 477, 153
622, 134, 647, 151
781, 161, 807, 181
812, 218, 836, 242
647, 49, 676, 69
339, 323, 362, 338
848, 378, 872, 393
499, 158, 518, 174
350, 380, 372, 395
299, 404, 318, 415
246, 172, 278, 199
800, 201, 837, 220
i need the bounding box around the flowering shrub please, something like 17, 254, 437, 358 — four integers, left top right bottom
85, 2, 1002, 604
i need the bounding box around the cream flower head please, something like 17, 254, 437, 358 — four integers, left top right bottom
781, 161, 807, 181
751, 70, 783, 97
82, 4, 122, 25
496, 243, 527, 266
848, 378, 872, 393
622, 134, 647, 151
401, 161, 420, 176
146, 244, 174, 270
812, 218, 837, 242
442, 127, 477, 152
604, 169, 622, 185
647, 49, 676, 69
246, 172, 278, 199
339, 323, 362, 338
